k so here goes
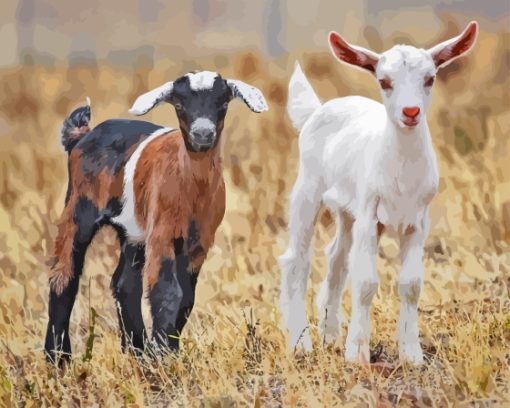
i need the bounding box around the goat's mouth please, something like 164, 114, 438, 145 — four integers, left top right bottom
401, 117, 419, 128
190, 140, 214, 152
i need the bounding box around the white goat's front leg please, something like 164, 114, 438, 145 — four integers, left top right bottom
345, 204, 379, 363
279, 175, 322, 351
398, 215, 429, 364
316, 210, 353, 345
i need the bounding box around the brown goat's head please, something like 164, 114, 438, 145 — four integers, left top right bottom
130, 71, 268, 152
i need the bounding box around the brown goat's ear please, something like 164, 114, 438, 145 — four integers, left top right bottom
129, 81, 174, 115
226, 80, 268, 113
428, 21, 478, 69
328, 31, 380, 74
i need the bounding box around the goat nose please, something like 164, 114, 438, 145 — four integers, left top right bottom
403, 106, 420, 118
192, 128, 215, 142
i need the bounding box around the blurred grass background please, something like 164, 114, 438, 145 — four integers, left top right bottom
0, 1, 509, 406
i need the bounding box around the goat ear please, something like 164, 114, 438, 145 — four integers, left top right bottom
226, 80, 268, 113
129, 82, 174, 115
328, 31, 380, 74
428, 21, 478, 69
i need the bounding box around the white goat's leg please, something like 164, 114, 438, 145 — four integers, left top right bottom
398, 216, 429, 364
316, 210, 353, 345
344, 209, 379, 363
279, 175, 322, 351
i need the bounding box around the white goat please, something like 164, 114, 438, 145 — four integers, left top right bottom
280, 22, 478, 364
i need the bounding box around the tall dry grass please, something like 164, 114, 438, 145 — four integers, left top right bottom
0, 29, 509, 406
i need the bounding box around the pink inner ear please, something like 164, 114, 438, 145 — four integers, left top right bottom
433, 21, 478, 67
328, 32, 377, 73
452, 22, 477, 54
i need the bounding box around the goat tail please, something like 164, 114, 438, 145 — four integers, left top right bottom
287, 62, 321, 132
61, 97, 91, 153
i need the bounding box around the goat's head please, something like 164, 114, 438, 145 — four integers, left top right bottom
328, 21, 478, 129
129, 71, 268, 152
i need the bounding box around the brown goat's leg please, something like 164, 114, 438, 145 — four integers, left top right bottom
174, 263, 199, 337
111, 241, 146, 353
148, 238, 197, 352
45, 197, 99, 364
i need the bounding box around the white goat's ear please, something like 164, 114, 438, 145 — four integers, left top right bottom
328, 31, 380, 74
129, 81, 174, 115
428, 21, 478, 69
226, 80, 268, 113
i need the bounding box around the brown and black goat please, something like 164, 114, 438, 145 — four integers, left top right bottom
45, 71, 268, 363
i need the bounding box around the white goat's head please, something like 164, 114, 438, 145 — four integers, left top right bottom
328, 22, 478, 129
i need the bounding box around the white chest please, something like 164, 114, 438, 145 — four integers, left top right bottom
375, 155, 437, 232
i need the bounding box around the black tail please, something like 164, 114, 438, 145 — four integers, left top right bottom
61, 98, 91, 153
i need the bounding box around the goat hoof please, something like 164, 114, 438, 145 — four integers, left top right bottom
290, 331, 313, 353
344, 339, 370, 365
399, 342, 424, 365
321, 332, 338, 347
319, 325, 339, 347
45, 349, 72, 368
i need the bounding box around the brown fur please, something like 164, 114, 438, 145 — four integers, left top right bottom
48, 148, 127, 294
377, 222, 385, 239
134, 130, 225, 288
49, 193, 78, 294
49, 129, 226, 293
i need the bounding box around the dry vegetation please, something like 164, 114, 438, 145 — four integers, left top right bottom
0, 28, 509, 407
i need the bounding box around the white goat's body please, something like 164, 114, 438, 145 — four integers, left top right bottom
302, 97, 438, 230
281, 21, 476, 364
280, 65, 438, 363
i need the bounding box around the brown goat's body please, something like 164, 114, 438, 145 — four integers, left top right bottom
50, 128, 225, 293
46, 122, 227, 360
133, 131, 225, 287
45, 70, 267, 363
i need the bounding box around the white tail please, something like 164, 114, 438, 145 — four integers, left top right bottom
287, 62, 321, 132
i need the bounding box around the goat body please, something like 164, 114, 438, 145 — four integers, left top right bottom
45, 71, 268, 363
280, 22, 478, 364
47, 118, 225, 357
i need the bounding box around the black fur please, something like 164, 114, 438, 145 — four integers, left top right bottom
149, 254, 198, 352
167, 74, 231, 152
61, 103, 91, 152
148, 222, 201, 351
111, 241, 146, 353
76, 119, 164, 178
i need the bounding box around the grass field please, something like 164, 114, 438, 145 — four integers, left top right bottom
0, 30, 509, 406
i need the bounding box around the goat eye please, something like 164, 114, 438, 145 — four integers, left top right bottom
424, 76, 435, 87
223, 102, 229, 109
174, 103, 183, 110
378, 79, 393, 91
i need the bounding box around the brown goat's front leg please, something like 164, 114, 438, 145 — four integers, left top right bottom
111, 241, 146, 354
148, 244, 197, 352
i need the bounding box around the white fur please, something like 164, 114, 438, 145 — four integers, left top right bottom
187, 71, 218, 91
280, 63, 439, 362
190, 117, 216, 135
226, 80, 269, 113
113, 127, 174, 242
286, 62, 321, 130
129, 82, 174, 116
281, 23, 477, 362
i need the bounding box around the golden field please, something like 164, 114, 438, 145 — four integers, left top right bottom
0, 29, 509, 407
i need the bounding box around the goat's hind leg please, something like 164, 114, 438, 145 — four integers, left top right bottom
279, 173, 322, 351
45, 197, 99, 364
111, 241, 146, 354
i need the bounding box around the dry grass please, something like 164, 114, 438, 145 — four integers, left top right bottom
0, 30, 509, 407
